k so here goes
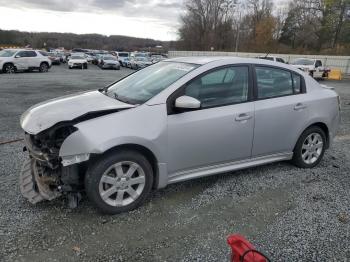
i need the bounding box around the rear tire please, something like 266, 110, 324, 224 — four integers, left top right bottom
292, 126, 326, 168
39, 62, 49, 72
85, 150, 153, 214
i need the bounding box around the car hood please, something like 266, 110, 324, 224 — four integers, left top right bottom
104, 59, 118, 64
69, 59, 87, 63
21, 91, 135, 134
291, 64, 313, 70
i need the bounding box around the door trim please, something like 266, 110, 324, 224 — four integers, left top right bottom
168, 152, 293, 184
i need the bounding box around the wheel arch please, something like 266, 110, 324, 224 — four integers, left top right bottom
2, 62, 16, 72
296, 122, 330, 150
91, 143, 159, 189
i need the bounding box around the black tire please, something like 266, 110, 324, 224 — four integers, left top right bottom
3, 63, 16, 74
85, 150, 153, 214
292, 126, 326, 168
309, 71, 314, 78
39, 62, 49, 72
84, 63, 88, 69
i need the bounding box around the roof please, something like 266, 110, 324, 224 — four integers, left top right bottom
164, 56, 304, 73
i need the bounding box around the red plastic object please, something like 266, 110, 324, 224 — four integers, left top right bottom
227, 234, 267, 262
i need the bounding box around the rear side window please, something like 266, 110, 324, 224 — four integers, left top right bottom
276, 58, 285, 63
315, 60, 322, 67
256, 67, 293, 99
185, 66, 249, 108
26, 51, 37, 57
292, 73, 302, 94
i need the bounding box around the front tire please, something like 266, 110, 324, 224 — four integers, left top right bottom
3, 63, 16, 74
292, 126, 326, 168
85, 150, 153, 214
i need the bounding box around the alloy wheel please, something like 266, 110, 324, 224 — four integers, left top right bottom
98, 161, 146, 207
301, 133, 324, 165
5, 64, 15, 74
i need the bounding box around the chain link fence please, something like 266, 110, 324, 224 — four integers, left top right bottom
169, 51, 350, 75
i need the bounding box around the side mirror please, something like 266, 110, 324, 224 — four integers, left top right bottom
175, 96, 201, 110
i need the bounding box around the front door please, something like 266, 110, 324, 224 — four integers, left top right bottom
167, 65, 254, 175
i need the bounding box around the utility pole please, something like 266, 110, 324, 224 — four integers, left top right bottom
235, 11, 241, 52
233, 0, 242, 53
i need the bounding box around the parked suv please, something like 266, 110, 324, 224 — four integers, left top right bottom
0, 49, 52, 73
20, 57, 340, 214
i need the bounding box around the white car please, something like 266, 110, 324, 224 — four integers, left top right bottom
257, 56, 286, 63
291, 58, 330, 78
68, 54, 88, 69
116, 52, 129, 66
99, 55, 120, 70
0, 49, 52, 73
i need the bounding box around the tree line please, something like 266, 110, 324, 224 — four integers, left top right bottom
177, 0, 350, 55
0, 29, 175, 51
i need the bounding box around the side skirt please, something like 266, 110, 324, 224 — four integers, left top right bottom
167, 152, 293, 184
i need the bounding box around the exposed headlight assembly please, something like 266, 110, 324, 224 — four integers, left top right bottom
61, 153, 90, 166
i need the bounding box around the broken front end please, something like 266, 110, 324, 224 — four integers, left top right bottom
20, 124, 86, 206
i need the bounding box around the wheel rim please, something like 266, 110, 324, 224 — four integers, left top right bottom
301, 133, 324, 164
41, 64, 48, 72
98, 161, 145, 207
5, 65, 15, 74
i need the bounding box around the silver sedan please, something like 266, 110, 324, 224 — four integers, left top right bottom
20, 57, 340, 214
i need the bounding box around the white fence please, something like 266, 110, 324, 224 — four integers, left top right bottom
168, 51, 350, 75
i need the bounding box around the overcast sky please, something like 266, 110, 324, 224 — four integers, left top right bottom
0, 0, 286, 41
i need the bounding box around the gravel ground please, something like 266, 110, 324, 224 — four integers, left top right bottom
0, 66, 349, 261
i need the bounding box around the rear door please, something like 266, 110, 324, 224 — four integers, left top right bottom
167, 65, 255, 175
25, 51, 39, 68
252, 66, 310, 156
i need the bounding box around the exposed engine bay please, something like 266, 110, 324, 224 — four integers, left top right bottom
20, 123, 84, 207
19, 106, 130, 207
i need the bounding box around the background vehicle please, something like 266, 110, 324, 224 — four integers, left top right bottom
47, 52, 61, 65
68, 54, 88, 69
116, 52, 129, 67
151, 54, 165, 63
0, 49, 52, 73
130, 56, 153, 69
19, 57, 340, 214
257, 55, 286, 63
291, 58, 330, 78
99, 55, 120, 70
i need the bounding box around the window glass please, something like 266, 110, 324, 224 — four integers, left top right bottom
185, 66, 249, 108
26, 51, 37, 57
16, 51, 28, 57
256, 67, 293, 99
315, 60, 322, 67
107, 62, 198, 104
293, 73, 301, 94
276, 58, 285, 63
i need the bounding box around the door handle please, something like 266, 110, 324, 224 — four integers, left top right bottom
294, 103, 307, 111
235, 113, 252, 122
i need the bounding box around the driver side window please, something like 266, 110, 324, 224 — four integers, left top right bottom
185, 66, 249, 108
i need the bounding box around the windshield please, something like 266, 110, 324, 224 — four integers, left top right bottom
71, 55, 85, 60
106, 62, 198, 104
118, 53, 129, 57
0, 50, 17, 57
291, 59, 314, 65
104, 56, 117, 60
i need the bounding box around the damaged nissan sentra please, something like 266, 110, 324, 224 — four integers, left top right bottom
20, 57, 340, 214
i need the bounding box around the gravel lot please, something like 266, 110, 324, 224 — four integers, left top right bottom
0, 65, 349, 261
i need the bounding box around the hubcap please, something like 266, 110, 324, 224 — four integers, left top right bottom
5, 65, 15, 74
41, 64, 48, 72
301, 133, 324, 164
98, 161, 145, 207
